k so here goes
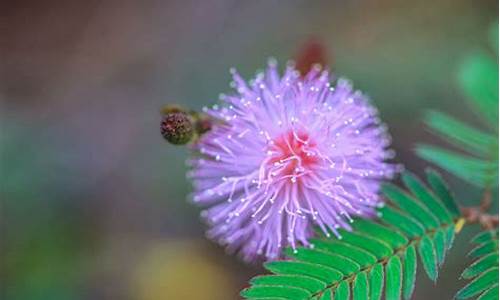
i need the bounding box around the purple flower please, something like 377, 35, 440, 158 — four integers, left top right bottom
188, 59, 397, 261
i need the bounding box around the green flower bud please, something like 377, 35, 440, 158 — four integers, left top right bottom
161, 111, 194, 145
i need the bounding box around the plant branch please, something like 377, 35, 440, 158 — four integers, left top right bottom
460, 187, 498, 230
479, 188, 492, 212
461, 206, 498, 230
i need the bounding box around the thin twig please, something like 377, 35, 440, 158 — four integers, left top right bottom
479, 189, 492, 212
461, 206, 499, 230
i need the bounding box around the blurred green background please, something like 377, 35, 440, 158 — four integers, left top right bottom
1, 1, 498, 299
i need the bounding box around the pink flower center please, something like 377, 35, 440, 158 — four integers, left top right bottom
268, 130, 319, 178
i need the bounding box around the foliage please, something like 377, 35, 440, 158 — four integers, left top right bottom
414, 23, 500, 298
456, 230, 499, 300
416, 22, 499, 188
241, 170, 460, 300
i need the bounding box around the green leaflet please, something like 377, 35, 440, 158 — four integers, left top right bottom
456, 268, 499, 299
458, 53, 499, 127
461, 253, 499, 279
477, 284, 499, 300
317, 289, 332, 300
241, 285, 311, 300
416, 145, 496, 188
444, 225, 456, 250
368, 264, 384, 300
423, 111, 497, 157
469, 241, 498, 259
250, 275, 326, 293
402, 245, 417, 300
379, 205, 425, 238
332, 281, 349, 300
264, 261, 343, 284
351, 219, 408, 248
471, 231, 498, 244
418, 235, 438, 282
425, 169, 461, 217
457, 230, 499, 300
434, 229, 446, 266
402, 171, 453, 223
338, 231, 392, 259
352, 272, 368, 300
385, 256, 402, 300
242, 171, 460, 300
285, 248, 359, 275
382, 183, 439, 229
309, 239, 377, 268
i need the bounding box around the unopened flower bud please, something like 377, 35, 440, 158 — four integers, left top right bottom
295, 37, 328, 77
161, 111, 194, 145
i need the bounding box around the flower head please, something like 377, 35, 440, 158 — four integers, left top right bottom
188, 59, 397, 261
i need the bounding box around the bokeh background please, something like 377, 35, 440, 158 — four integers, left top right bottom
1, 1, 498, 299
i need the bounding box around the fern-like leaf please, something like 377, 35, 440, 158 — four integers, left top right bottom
456, 230, 499, 300
241, 170, 460, 300
416, 144, 497, 188
415, 23, 499, 188
459, 53, 499, 128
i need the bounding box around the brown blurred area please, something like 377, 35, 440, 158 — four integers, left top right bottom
1, 1, 497, 299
